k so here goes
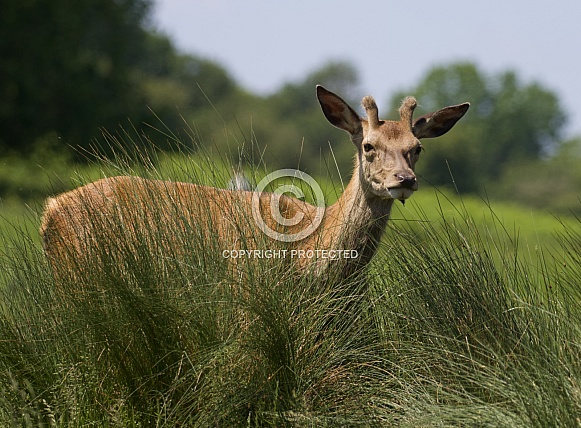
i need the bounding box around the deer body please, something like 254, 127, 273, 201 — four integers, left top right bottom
40, 86, 468, 278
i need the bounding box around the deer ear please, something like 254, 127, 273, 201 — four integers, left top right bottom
317, 85, 361, 135
412, 102, 470, 139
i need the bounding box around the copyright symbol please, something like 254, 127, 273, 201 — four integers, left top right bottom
251, 169, 325, 242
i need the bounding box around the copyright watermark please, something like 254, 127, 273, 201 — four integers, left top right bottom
251, 169, 325, 242
222, 249, 359, 259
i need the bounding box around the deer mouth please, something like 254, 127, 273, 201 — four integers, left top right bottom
386, 187, 415, 201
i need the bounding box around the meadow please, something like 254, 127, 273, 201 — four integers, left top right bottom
0, 145, 579, 426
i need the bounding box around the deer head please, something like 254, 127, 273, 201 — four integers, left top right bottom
316, 86, 469, 202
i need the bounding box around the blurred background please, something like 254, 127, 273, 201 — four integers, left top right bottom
1, 0, 580, 214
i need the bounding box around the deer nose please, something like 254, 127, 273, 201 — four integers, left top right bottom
395, 173, 417, 189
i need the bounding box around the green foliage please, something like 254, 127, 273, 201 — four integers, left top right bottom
496, 136, 581, 215
0, 0, 153, 153
0, 147, 580, 425
1, 2, 577, 219
389, 62, 567, 193
264, 60, 361, 176
391, 186, 579, 253
0, 210, 579, 426
135, 32, 243, 148
0, 1, 244, 159
0, 133, 74, 203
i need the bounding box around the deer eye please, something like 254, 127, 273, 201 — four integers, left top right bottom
414, 146, 422, 155
363, 143, 374, 153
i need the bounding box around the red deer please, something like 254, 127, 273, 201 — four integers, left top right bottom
40, 86, 468, 279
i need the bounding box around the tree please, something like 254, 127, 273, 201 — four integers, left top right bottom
264, 61, 361, 175
495, 136, 581, 214
135, 32, 240, 148
388, 62, 566, 193
0, 0, 153, 154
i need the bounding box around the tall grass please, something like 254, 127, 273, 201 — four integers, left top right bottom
0, 139, 579, 426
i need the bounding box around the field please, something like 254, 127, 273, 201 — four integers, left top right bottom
0, 150, 580, 426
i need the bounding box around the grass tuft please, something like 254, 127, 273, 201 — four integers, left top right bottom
0, 142, 580, 426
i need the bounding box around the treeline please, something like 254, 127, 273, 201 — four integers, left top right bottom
1, 0, 580, 213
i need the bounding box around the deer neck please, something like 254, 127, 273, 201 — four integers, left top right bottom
322, 157, 394, 263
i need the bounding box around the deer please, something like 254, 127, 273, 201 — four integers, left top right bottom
39, 86, 469, 281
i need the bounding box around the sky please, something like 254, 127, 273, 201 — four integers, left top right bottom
153, 0, 581, 139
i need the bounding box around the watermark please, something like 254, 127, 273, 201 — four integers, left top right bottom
222, 249, 359, 260
251, 169, 325, 242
